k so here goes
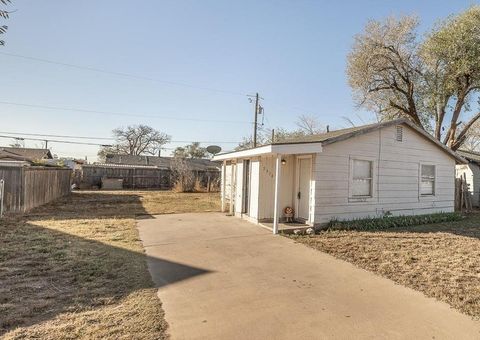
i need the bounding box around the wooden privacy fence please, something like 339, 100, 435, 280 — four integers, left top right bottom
0, 166, 72, 214
455, 173, 473, 212
80, 164, 220, 190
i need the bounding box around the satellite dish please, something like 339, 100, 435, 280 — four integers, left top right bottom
207, 145, 222, 155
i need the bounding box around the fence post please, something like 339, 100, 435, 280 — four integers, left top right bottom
0, 179, 4, 218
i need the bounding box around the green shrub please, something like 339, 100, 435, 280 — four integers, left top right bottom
328, 212, 462, 231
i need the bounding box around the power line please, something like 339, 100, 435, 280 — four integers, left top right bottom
0, 53, 329, 122
0, 134, 111, 147
0, 100, 252, 124
0, 134, 183, 150
0, 130, 240, 144
0, 51, 247, 97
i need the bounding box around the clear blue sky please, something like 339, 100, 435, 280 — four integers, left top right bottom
0, 0, 476, 160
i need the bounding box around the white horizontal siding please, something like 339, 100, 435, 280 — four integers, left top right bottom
257, 154, 295, 220
313, 124, 456, 224
456, 163, 480, 207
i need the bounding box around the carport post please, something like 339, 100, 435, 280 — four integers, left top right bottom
273, 154, 282, 234
221, 160, 226, 212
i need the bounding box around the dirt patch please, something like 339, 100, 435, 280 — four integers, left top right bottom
293, 216, 480, 318
0, 190, 220, 339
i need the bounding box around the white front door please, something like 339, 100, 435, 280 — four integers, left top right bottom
296, 157, 311, 221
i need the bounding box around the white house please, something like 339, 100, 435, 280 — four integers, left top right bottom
455, 150, 480, 207
214, 118, 465, 234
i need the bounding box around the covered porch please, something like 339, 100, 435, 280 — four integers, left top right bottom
214, 142, 322, 234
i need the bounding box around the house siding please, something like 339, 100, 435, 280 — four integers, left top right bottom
456, 163, 480, 207
313, 124, 456, 225
257, 154, 295, 221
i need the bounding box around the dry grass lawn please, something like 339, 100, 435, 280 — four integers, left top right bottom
0, 190, 220, 339
293, 215, 480, 318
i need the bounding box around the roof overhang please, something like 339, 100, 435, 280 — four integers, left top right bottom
213, 142, 323, 161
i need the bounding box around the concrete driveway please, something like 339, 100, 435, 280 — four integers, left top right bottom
138, 213, 480, 340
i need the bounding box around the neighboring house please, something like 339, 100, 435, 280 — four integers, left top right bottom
455, 150, 480, 207
105, 154, 220, 171
0, 150, 34, 166
214, 118, 465, 234
0, 147, 53, 161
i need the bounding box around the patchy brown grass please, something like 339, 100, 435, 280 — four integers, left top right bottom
0, 190, 220, 339
293, 215, 480, 318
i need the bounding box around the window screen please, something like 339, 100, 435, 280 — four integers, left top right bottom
352, 159, 373, 197
420, 164, 435, 195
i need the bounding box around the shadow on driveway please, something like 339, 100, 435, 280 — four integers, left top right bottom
0, 192, 211, 336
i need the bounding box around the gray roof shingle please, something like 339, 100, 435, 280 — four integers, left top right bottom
105, 154, 220, 171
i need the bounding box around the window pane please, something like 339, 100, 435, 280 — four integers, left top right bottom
352, 179, 371, 196
421, 165, 435, 178
421, 180, 434, 195
353, 160, 371, 179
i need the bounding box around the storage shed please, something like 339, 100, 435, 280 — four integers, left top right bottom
214, 119, 465, 233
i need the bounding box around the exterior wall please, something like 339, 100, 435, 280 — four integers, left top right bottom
248, 158, 260, 219
313, 124, 456, 225
235, 161, 244, 215
456, 163, 480, 207
223, 162, 233, 201
257, 154, 295, 221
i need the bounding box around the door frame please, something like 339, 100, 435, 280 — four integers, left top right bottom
294, 155, 312, 223
242, 159, 251, 214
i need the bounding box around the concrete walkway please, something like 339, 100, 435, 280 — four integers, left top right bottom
138, 213, 480, 340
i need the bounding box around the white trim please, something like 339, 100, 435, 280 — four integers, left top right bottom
419, 162, 437, 199
221, 160, 226, 212
294, 155, 313, 223
348, 155, 377, 203
213, 143, 322, 161
229, 163, 236, 215
273, 154, 282, 234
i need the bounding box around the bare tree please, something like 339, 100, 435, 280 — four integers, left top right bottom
295, 114, 324, 134
235, 115, 326, 150
347, 7, 480, 150
97, 125, 170, 160
460, 121, 480, 152
171, 157, 195, 192
0, 0, 11, 46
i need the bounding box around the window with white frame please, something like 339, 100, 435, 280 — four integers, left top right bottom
420, 164, 435, 196
351, 159, 373, 197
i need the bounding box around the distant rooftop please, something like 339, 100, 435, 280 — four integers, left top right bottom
0, 147, 53, 160
105, 154, 220, 171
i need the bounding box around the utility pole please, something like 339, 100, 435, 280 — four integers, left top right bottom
253, 92, 259, 147
248, 92, 263, 147
45, 140, 48, 149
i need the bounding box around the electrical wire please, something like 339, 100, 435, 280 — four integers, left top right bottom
0, 130, 240, 144
0, 100, 252, 124
0, 51, 248, 97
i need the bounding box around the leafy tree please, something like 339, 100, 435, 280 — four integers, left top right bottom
173, 142, 208, 158
97, 125, 170, 160
0, 0, 11, 46
347, 6, 480, 150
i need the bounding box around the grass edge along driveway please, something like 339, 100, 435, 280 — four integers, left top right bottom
291, 215, 480, 319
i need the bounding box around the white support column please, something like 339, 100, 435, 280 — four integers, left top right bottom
273, 154, 282, 234
229, 162, 235, 215
221, 160, 226, 212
